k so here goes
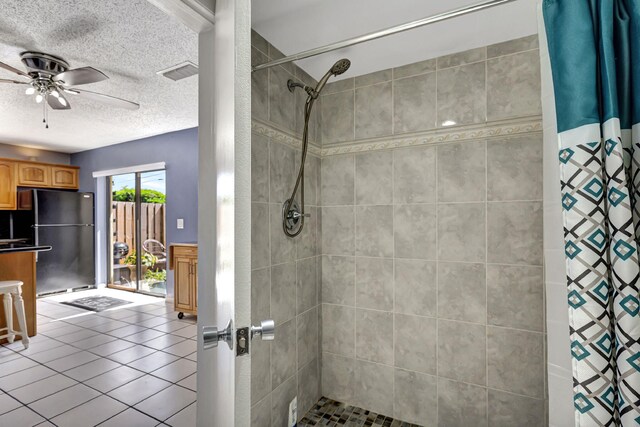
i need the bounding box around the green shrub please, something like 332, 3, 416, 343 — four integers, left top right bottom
113, 187, 166, 204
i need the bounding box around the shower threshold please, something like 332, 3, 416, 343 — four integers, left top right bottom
299, 397, 422, 427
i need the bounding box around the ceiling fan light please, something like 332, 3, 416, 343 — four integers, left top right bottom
63, 89, 79, 95
58, 97, 67, 106
25, 87, 35, 95
35, 94, 43, 103
51, 90, 60, 98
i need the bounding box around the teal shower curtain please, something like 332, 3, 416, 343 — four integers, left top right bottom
543, 0, 640, 425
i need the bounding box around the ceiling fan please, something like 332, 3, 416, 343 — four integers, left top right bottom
0, 51, 139, 128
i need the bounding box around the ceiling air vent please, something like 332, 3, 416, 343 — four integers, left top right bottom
157, 61, 198, 81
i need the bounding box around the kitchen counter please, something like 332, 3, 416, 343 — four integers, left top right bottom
0, 243, 52, 254
0, 248, 45, 343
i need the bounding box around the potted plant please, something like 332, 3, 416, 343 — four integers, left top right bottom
123, 250, 157, 282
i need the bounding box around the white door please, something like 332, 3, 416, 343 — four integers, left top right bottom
194, 0, 252, 426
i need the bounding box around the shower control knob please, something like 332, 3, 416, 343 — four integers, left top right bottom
251, 320, 275, 341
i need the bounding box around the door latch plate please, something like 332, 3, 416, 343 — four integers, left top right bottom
236, 327, 249, 356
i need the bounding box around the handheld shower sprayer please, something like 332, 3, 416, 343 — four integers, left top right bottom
283, 59, 351, 237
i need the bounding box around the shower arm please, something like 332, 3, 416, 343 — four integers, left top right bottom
252, 0, 517, 72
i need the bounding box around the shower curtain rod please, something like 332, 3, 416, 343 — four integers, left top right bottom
252, 0, 518, 72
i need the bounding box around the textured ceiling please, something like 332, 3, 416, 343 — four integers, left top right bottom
0, 0, 198, 153
252, 0, 538, 81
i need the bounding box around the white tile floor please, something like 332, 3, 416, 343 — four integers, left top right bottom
0, 289, 197, 427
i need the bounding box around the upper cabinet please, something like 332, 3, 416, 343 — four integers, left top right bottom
17, 162, 51, 187
0, 159, 80, 210
51, 166, 79, 189
0, 160, 16, 210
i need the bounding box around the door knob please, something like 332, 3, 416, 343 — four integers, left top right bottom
202, 319, 233, 350
251, 319, 275, 341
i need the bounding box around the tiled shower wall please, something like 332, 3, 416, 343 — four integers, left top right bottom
319, 35, 547, 426
250, 31, 322, 426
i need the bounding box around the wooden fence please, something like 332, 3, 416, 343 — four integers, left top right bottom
112, 202, 165, 252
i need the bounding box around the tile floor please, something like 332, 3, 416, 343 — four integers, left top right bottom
299, 397, 422, 427
0, 289, 197, 427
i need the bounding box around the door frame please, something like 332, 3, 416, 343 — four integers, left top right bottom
147, 1, 252, 426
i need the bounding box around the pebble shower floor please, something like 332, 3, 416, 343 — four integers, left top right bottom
299, 397, 422, 427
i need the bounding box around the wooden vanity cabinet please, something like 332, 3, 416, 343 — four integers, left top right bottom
169, 244, 198, 319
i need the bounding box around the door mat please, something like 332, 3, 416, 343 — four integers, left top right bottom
60, 296, 133, 312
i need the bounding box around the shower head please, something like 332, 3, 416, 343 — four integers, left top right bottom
314, 58, 351, 96
330, 59, 351, 76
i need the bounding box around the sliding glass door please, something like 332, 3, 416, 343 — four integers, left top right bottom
108, 170, 167, 296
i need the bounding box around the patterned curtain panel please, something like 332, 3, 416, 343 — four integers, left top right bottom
542, 0, 640, 425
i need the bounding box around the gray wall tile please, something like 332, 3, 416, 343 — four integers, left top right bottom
269, 65, 296, 131
356, 205, 393, 257
487, 35, 539, 58
304, 155, 320, 207
355, 150, 393, 205
252, 203, 270, 269
354, 360, 394, 416
438, 320, 486, 385
270, 141, 296, 205
438, 262, 486, 324
487, 327, 544, 397
487, 202, 543, 265
321, 207, 355, 256
322, 256, 355, 306
355, 309, 393, 365
251, 48, 269, 122
251, 30, 269, 56
297, 359, 320, 420
394, 204, 437, 260
321, 91, 354, 143
437, 62, 486, 127
251, 395, 271, 427
271, 376, 296, 427
355, 69, 392, 87
271, 262, 296, 325
394, 369, 437, 425
487, 265, 544, 331
355, 82, 393, 139
252, 133, 270, 203
322, 304, 355, 357
297, 307, 319, 369
323, 78, 354, 95
487, 135, 543, 201
356, 257, 393, 311
487, 50, 541, 120
437, 378, 488, 427
321, 352, 355, 403
393, 73, 437, 134
437, 140, 486, 202
270, 204, 295, 264
297, 257, 317, 315
321, 155, 355, 206
488, 389, 545, 427
251, 338, 271, 405
437, 47, 486, 69
271, 318, 296, 391
393, 58, 437, 79
438, 203, 486, 262
251, 267, 270, 324
394, 259, 437, 317
394, 146, 436, 204
296, 206, 317, 260
395, 314, 437, 375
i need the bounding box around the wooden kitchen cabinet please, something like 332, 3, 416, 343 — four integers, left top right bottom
0, 160, 16, 210
169, 244, 198, 319
51, 165, 79, 189
17, 162, 52, 187
0, 158, 80, 210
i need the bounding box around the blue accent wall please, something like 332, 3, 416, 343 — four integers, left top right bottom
70, 128, 198, 298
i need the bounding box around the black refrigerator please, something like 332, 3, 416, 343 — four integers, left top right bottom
16, 189, 95, 295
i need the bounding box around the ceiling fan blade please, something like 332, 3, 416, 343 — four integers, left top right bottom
52, 67, 108, 86
66, 88, 139, 110
0, 60, 29, 78
47, 92, 71, 110
0, 78, 28, 84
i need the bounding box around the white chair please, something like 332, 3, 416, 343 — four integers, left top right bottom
0, 281, 29, 349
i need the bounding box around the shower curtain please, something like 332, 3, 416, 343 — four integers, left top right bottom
542, 0, 640, 425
